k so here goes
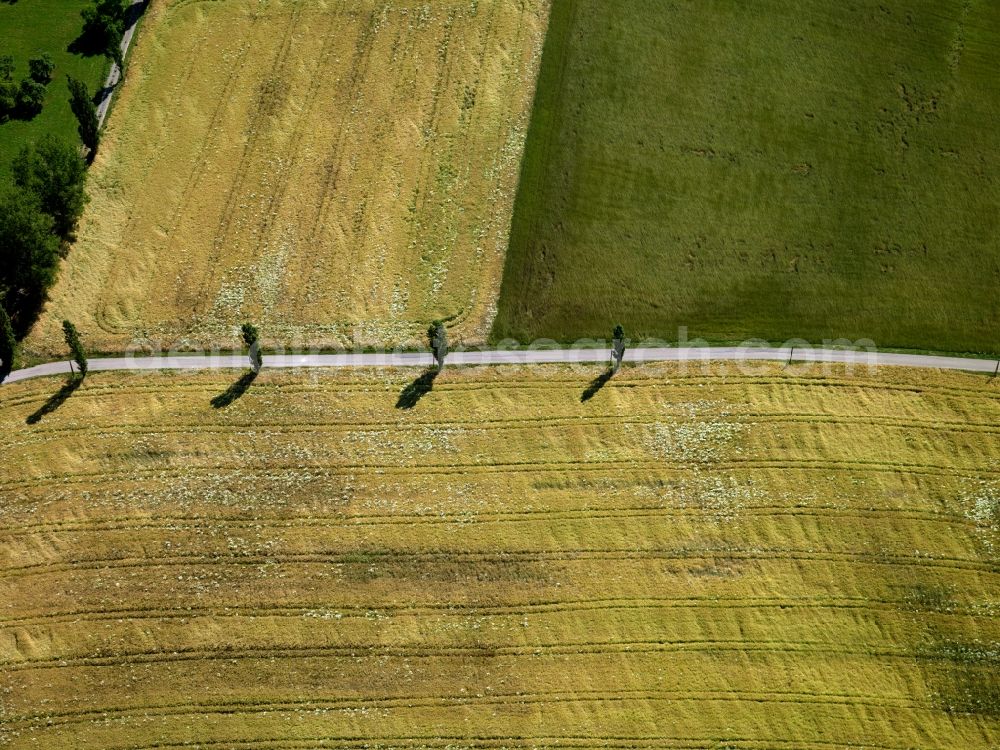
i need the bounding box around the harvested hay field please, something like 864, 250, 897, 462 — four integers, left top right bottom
27, 0, 548, 356
2, 363, 999, 747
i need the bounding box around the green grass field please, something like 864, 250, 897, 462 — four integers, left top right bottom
493, 0, 1000, 354
1, 363, 998, 747
0, 0, 108, 186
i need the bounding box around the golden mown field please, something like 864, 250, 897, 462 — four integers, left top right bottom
1, 363, 998, 748
26, 0, 548, 356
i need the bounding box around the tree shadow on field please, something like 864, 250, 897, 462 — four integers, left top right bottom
211, 371, 257, 409
581, 368, 614, 403
68, 24, 108, 58
396, 369, 438, 410
26, 376, 83, 424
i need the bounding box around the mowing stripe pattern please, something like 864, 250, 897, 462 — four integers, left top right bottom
0, 363, 998, 748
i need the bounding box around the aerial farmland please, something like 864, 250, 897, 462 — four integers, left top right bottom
1, 1, 999, 749
26, 0, 548, 355
495, 0, 1000, 354
2, 363, 999, 747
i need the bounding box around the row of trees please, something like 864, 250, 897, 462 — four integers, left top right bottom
3, 319, 630, 411
69, 0, 131, 155
0, 1, 134, 381
0, 54, 55, 122
31, 320, 624, 378
71, 0, 128, 155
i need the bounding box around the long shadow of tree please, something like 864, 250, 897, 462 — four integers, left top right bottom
67, 24, 109, 58
26, 376, 83, 424
211, 371, 257, 409
581, 368, 614, 403
396, 369, 438, 410
123, 0, 148, 28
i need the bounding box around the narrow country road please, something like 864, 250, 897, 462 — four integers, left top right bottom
4, 346, 998, 386
34, 5, 993, 388
95, 0, 146, 129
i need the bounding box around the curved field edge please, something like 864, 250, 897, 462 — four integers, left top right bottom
0, 362, 998, 747
492, 0, 1000, 354
25, 0, 550, 358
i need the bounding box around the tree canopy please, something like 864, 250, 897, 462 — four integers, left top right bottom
0, 191, 61, 330
81, 0, 129, 68
62, 319, 88, 376
13, 135, 89, 240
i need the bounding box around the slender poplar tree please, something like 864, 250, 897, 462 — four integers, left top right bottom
62, 320, 88, 378
242, 322, 263, 373
429, 321, 448, 370
612, 324, 626, 374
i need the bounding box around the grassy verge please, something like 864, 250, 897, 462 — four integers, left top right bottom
493, 0, 1000, 355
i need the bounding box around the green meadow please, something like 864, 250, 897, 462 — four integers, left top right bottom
0, 0, 108, 185
494, 0, 1000, 354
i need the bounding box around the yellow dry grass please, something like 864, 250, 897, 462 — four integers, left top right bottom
1, 362, 999, 748
26, 0, 548, 356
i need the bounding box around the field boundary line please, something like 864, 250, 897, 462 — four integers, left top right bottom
5, 346, 1000, 385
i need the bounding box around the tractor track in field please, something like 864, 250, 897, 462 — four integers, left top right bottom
0, 502, 983, 539
0, 593, 983, 630
1, 545, 996, 583
1, 457, 998, 495
193, 3, 305, 312
0, 687, 935, 731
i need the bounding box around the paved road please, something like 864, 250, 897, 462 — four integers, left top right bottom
95, 0, 146, 129
4, 346, 998, 386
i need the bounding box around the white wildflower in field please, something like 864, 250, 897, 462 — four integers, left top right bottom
961, 480, 999, 556
626, 402, 744, 464
674, 475, 759, 522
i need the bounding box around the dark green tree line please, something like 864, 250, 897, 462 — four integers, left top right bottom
14, 135, 89, 240
0, 192, 61, 331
